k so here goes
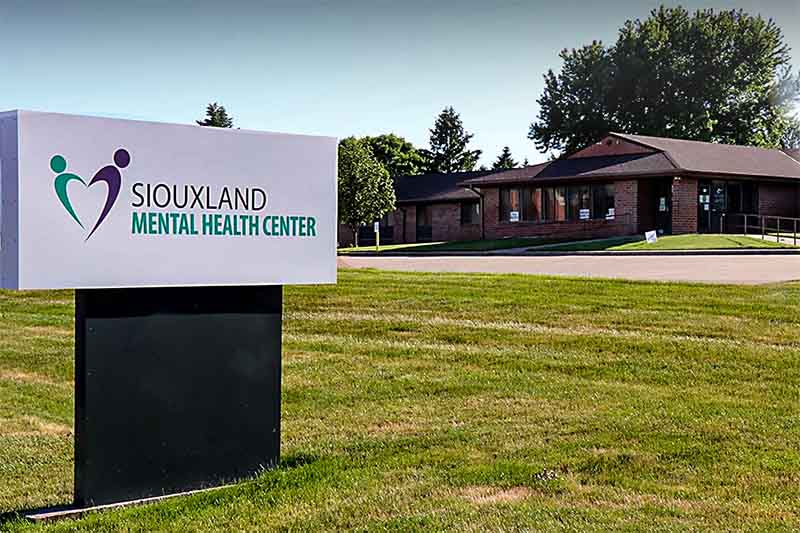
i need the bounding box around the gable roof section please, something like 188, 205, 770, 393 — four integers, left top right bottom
394, 170, 495, 204
785, 148, 800, 163
567, 135, 656, 159
612, 133, 800, 179
458, 154, 676, 186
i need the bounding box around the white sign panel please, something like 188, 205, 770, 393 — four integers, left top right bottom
579, 208, 590, 220
509, 211, 520, 222
645, 230, 658, 244
0, 110, 337, 289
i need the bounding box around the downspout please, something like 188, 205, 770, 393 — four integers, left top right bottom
467, 186, 486, 240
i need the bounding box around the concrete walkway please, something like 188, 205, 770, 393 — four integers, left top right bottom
338, 254, 800, 284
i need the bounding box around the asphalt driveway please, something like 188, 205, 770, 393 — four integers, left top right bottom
338, 254, 800, 284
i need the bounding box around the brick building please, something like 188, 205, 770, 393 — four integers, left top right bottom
339, 170, 495, 246
339, 133, 800, 246
460, 133, 800, 240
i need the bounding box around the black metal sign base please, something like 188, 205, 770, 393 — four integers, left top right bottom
74, 285, 282, 507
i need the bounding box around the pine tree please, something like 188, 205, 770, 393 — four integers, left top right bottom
420, 107, 482, 173
197, 102, 234, 128
492, 146, 517, 169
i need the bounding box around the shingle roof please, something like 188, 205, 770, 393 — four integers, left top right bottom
459, 134, 800, 188
613, 133, 800, 179
460, 154, 676, 186
394, 170, 495, 204
458, 162, 549, 186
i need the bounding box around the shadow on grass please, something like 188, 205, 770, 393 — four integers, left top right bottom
0, 451, 324, 526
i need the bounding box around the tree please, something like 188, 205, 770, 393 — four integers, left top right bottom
338, 137, 395, 246
529, 7, 800, 154
783, 118, 800, 150
420, 106, 482, 173
197, 102, 234, 128
363, 134, 425, 176
493, 146, 518, 169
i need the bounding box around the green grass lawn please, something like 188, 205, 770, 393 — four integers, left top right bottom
532, 234, 795, 252
339, 236, 568, 254
3, 271, 800, 530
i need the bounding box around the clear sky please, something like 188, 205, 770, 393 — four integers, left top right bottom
0, 0, 797, 166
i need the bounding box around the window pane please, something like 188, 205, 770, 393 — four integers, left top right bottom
521, 187, 536, 221
501, 187, 523, 222
542, 188, 551, 221
554, 187, 566, 221
416, 205, 431, 226
532, 188, 542, 222
500, 188, 510, 221
461, 201, 479, 224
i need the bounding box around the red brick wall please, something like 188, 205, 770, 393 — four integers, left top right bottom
670, 177, 697, 234
759, 183, 799, 217
430, 203, 481, 242
481, 185, 637, 240
614, 180, 638, 230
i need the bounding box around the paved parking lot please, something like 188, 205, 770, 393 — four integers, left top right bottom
338, 254, 800, 284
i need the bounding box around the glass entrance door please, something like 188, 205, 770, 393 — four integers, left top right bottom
698, 182, 711, 233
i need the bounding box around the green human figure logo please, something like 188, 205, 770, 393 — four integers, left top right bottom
51, 155, 87, 229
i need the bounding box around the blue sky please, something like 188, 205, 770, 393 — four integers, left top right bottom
0, 0, 797, 166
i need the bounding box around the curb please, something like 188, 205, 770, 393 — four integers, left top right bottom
340, 249, 800, 258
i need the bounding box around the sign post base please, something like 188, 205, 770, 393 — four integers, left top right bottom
74, 285, 282, 507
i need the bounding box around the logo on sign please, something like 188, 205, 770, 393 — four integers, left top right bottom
51, 149, 130, 240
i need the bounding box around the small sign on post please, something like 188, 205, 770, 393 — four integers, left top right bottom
374, 221, 380, 252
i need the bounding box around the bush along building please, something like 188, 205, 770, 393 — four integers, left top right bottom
339, 133, 800, 246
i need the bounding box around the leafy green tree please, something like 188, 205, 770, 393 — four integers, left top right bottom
363, 134, 425, 176
421, 106, 482, 173
338, 137, 395, 246
197, 102, 234, 128
529, 7, 800, 154
783, 118, 800, 150
493, 146, 518, 169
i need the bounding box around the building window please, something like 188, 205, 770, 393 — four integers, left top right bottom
460, 201, 480, 224
567, 185, 590, 220
591, 184, 615, 220
416, 205, 432, 227
501, 183, 614, 222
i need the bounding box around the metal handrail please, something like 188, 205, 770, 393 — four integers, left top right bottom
723, 213, 800, 246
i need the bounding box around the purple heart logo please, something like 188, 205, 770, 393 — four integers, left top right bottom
52, 149, 129, 240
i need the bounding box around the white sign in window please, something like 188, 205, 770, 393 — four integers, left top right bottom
509, 211, 520, 222
579, 208, 590, 220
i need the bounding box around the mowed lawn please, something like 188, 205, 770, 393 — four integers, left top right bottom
2, 270, 800, 531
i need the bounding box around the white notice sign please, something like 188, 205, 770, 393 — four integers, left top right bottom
509, 211, 520, 222
579, 208, 590, 220
0, 110, 338, 289
645, 230, 658, 244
